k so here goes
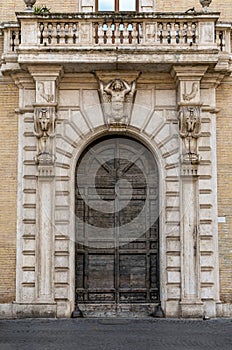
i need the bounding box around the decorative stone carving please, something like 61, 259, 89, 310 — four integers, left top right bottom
24, 0, 36, 12
34, 107, 56, 165
182, 82, 199, 102
181, 162, 199, 176
178, 106, 201, 163
38, 82, 54, 103
98, 78, 137, 127
200, 0, 212, 12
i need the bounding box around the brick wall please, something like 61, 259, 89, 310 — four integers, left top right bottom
0, 80, 18, 303
0, 1, 80, 22
216, 79, 232, 303
1, 1, 232, 21
156, 0, 232, 21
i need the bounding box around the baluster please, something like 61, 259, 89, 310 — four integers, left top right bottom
136, 23, 143, 44
15, 30, 20, 49
73, 23, 78, 44
187, 22, 192, 44
39, 23, 44, 44
111, 19, 115, 44
56, 23, 61, 44
158, 23, 163, 44
102, 22, 108, 44
219, 31, 225, 51
127, 23, 133, 44
183, 22, 188, 44
171, 22, 176, 44
106, 22, 112, 44
174, 23, 180, 44
191, 22, 197, 44
67, 23, 73, 44
60, 23, 65, 44
12, 30, 18, 51
47, 23, 53, 45
106, 23, 114, 45
10, 31, 16, 51
179, 22, 183, 44
50, 23, 57, 45
98, 23, 104, 45
189, 22, 194, 45
114, 23, 120, 45
19, 30, 21, 46
123, 22, 128, 44
166, 23, 171, 44
68, 23, 73, 44
119, 20, 124, 44
43, 23, 48, 45
64, 23, 68, 44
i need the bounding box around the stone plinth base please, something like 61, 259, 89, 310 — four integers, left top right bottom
0, 303, 13, 319
77, 303, 158, 318
13, 303, 57, 318
180, 301, 204, 318
216, 302, 232, 318
165, 300, 180, 317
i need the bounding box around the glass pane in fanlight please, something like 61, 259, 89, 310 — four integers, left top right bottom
98, 0, 114, 11
119, 0, 136, 11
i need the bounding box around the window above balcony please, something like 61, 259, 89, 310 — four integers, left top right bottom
97, 0, 139, 12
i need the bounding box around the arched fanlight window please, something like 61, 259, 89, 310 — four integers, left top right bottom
96, 0, 139, 12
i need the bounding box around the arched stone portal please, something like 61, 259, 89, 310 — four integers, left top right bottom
75, 135, 160, 316
11, 69, 220, 319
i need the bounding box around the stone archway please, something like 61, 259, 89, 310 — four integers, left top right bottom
74, 135, 160, 316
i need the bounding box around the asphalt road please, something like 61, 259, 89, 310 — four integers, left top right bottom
0, 318, 232, 350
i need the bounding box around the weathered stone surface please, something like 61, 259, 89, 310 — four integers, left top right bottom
0, 3, 232, 319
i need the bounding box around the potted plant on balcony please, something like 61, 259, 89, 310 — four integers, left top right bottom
34, 5, 51, 14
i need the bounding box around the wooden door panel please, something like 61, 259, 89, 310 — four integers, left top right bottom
75, 136, 159, 305
88, 254, 115, 289
119, 254, 146, 288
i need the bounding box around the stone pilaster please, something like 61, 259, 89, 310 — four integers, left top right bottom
179, 163, 203, 317
172, 66, 207, 317
29, 66, 63, 303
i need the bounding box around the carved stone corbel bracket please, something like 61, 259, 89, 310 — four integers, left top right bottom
34, 106, 56, 173
28, 66, 63, 177
178, 105, 201, 166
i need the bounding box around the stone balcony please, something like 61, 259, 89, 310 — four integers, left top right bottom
0, 12, 232, 73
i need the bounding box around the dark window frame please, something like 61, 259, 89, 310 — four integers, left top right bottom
96, 0, 139, 12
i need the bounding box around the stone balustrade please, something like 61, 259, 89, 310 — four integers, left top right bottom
215, 23, 231, 52
0, 12, 231, 53
0, 12, 231, 73
0, 23, 21, 53
38, 19, 199, 46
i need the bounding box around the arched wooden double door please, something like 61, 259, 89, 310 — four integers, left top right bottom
75, 136, 159, 314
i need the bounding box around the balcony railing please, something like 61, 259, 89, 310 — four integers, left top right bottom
38, 20, 199, 46
1, 13, 231, 55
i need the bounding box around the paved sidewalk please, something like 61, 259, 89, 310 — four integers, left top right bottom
0, 318, 232, 350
